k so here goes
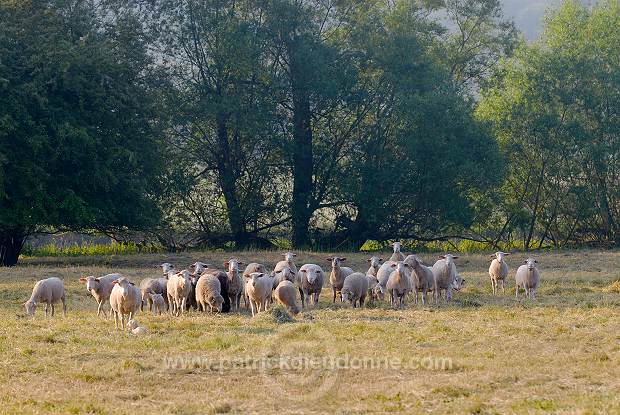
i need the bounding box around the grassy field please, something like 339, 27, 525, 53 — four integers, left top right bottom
1, 250, 620, 414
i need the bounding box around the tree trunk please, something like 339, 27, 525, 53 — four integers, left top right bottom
289, 44, 314, 248
525, 161, 546, 250
0, 229, 25, 266
215, 112, 250, 249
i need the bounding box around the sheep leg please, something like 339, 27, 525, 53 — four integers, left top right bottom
45, 304, 49, 316
299, 289, 305, 309
51, 303, 55, 317
332, 288, 336, 304
250, 300, 256, 317
62, 296, 66, 317
515, 285, 519, 299
121, 314, 126, 330
113, 311, 119, 330
180, 298, 186, 315
97, 301, 103, 317
501, 280, 506, 294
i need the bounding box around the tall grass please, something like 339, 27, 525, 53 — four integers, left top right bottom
360, 239, 554, 254
21, 242, 163, 258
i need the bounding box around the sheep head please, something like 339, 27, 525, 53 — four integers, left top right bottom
524, 258, 538, 270
80, 275, 100, 291
283, 252, 297, 262
24, 300, 36, 316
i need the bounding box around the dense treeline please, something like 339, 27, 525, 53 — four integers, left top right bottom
0, 0, 618, 265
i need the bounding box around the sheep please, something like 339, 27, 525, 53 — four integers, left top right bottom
79, 273, 119, 317
139, 277, 167, 312
366, 256, 384, 278
242, 263, 268, 309
402, 255, 433, 306
374, 260, 397, 301
24, 277, 66, 317
386, 262, 412, 308
272, 263, 296, 289
341, 273, 369, 308
431, 254, 464, 303
273, 280, 300, 315
150, 293, 166, 315
185, 273, 200, 311
109, 277, 141, 330
298, 264, 325, 308
223, 259, 245, 311
489, 251, 510, 295
365, 274, 380, 305
389, 241, 405, 262
167, 270, 192, 316
327, 257, 354, 303
245, 272, 273, 316
128, 319, 148, 335
515, 258, 540, 300
160, 263, 177, 278
195, 273, 225, 312
197, 268, 231, 313
189, 261, 213, 276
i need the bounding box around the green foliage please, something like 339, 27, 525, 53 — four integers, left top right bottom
21, 241, 163, 257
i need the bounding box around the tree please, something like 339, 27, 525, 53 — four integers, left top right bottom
477, 0, 620, 248
0, 0, 164, 265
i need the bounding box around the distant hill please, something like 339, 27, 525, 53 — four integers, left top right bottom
502, 0, 595, 40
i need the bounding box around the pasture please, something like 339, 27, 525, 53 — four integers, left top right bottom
1, 250, 620, 414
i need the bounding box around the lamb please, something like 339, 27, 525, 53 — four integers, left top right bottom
24, 277, 66, 317
515, 258, 541, 300
386, 262, 412, 308
139, 277, 167, 312
225, 259, 245, 311
79, 273, 119, 317
109, 277, 141, 330
273, 280, 300, 315
327, 257, 354, 303
167, 270, 192, 316
431, 254, 463, 303
365, 274, 380, 305
128, 319, 148, 335
150, 293, 166, 315
389, 241, 405, 262
298, 264, 325, 308
489, 251, 510, 295
245, 272, 273, 316
366, 256, 384, 278
341, 273, 369, 308
405, 255, 434, 306
195, 273, 225, 312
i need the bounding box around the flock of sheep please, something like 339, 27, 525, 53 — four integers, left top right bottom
22, 242, 542, 331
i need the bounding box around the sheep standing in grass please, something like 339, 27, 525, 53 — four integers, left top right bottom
374, 260, 397, 301
195, 274, 225, 312
189, 261, 212, 276
161, 263, 177, 278
272, 264, 295, 289
109, 277, 141, 330
489, 252, 510, 295
389, 242, 405, 262
245, 272, 272, 316
327, 257, 353, 303
274, 280, 300, 315
198, 268, 231, 313
139, 277, 167, 312
25, 277, 66, 317
167, 270, 192, 316
431, 254, 463, 303
366, 256, 383, 278
242, 263, 267, 309
515, 258, 540, 300
80, 273, 119, 317
365, 274, 380, 305
386, 262, 412, 308
406, 255, 434, 306
150, 293, 166, 315
225, 259, 244, 311
298, 264, 325, 308
341, 273, 369, 308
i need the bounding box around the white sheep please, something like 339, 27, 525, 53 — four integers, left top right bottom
242, 263, 268, 309
128, 319, 148, 335
167, 270, 192, 316
386, 262, 412, 308
79, 273, 119, 317
160, 263, 177, 277
245, 272, 272, 316
109, 277, 141, 330
515, 258, 540, 300
189, 261, 212, 276
298, 264, 325, 308
327, 257, 354, 303
389, 241, 405, 262
24, 277, 66, 317
489, 251, 510, 295
195, 273, 225, 312
341, 273, 369, 308
374, 260, 397, 301
431, 254, 463, 303
274, 280, 300, 315
150, 292, 166, 315
139, 277, 167, 312
273, 252, 299, 286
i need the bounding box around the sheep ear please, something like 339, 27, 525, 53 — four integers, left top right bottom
300, 269, 307, 273
366, 259, 371, 262
95, 278, 101, 282
129, 282, 135, 286
292, 254, 296, 257
504, 252, 511, 255
326, 258, 333, 261
379, 258, 384, 262
453, 256, 459, 259
111, 280, 118, 285
523, 260, 528, 264
390, 263, 397, 268
79, 277, 87, 282
439, 255, 446, 259
339, 257, 346, 261
223, 261, 229, 268
534, 260, 538, 263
